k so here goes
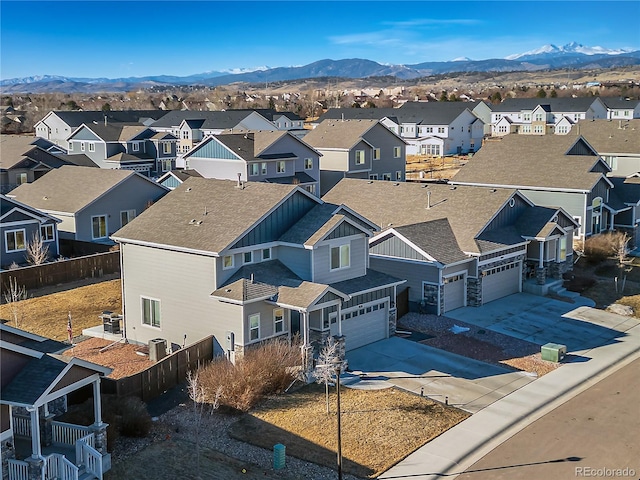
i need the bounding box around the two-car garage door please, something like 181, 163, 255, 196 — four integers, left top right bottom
341, 301, 388, 351
482, 261, 521, 304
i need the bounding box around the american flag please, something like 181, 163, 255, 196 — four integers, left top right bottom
67, 311, 73, 345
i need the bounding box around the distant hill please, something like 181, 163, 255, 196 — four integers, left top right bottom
2, 43, 639, 93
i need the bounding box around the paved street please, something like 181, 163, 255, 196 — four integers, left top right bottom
455, 357, 640, 480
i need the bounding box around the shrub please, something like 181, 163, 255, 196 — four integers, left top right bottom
583, 231, 629, 265
198, 337, 302, 412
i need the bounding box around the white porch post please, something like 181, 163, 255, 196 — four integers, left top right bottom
337, 304, 342, 337
92, 378, 103, 426
538, 242, 544, 268
301, 312, 308, 347
28, 407, 41, 459
610, 212, 615, 230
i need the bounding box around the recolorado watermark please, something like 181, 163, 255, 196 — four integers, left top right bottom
576, 466, 636, 477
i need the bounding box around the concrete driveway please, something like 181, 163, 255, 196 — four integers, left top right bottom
445, 293, 639, 355
345, 337, 535, 413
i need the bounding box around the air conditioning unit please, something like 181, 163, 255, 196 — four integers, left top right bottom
149, 338, 167, 362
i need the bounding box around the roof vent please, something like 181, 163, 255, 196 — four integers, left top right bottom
186, 187, 192, 192
225, 289, 232, 293
450, 186, 457, 190
367, 180, 373, 184
42, 196, 49, 200
490, 188, 497, 193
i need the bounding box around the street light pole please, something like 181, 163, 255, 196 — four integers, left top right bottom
335, 365, 343, 480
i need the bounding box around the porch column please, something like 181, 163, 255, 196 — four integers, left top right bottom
90, 378, 109, 456
538, 242, 544, 269
337, 304, 342, 337
92, 378, 103, 426
27, 407, 41, 459
300, 311, 314, 380
610, 212, 615, 230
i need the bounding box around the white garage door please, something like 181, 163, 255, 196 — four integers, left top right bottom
341, 301, 388, 351
482, 261, 521, 304
443, 274, 465, 312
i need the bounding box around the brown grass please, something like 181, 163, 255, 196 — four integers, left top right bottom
229, 383, 469, 478
0, 279, 121, 340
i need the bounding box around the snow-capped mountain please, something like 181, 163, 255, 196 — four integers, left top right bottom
506, 42, 633, 60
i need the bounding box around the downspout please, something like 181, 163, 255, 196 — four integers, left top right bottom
120, 243, 127, 342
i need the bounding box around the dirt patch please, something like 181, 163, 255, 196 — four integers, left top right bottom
229, 383, 469, 478
63, 337, 151, 379
0, 279, 122, 341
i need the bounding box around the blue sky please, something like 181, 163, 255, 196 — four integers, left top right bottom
1, 1, 639, 80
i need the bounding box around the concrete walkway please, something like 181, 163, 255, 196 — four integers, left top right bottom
378, 316, 640, 479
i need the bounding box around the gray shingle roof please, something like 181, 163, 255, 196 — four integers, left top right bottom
514, 206, 565, 238
71, 123, 149, 142
150, 110, 263, 129
600, 98, 640, 109
1, 354, 68, 405
57, 153, 99, 168
330, 268, 405, 295
397, 101, 475, 124
265, 172, 316, 185
451, 135, 606, 191
609, 177, 640, 205
491, 97, 602, 113
393, 219, 468, 264
9, 165, 136, 213
575, 119, 640, 154
323, 179, 518, 254
303, 119, 379, 149
0, 135, 41, 169
45, 110, 166, 128
112, 178, 310, 254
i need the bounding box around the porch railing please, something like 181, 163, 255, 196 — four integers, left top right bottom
79, 439, 103, 480
7, 459, 29, 480
44, 453, 79, 480
12, 414, 31, 437
52, 421, 91, 447
75, 433, 95, 467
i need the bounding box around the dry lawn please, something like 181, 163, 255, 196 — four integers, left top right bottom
229, 383, 469, 478
0, 279, 121, 341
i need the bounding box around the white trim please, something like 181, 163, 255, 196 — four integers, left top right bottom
248, 313, 260, 342
450, 180, 590, 194
478, 248, 526, 266
370, 228, 441, 264
91, 215, 108, 240
141, 295, 161, 328
0, 340, 44, 358
273, 308, 286, 335
4, 228, 26, 253
222, 254, 234, 269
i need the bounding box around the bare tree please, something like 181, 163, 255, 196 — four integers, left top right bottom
26, 232, 49, 265
3, 277, 27, 328
612, 232, 631, 293
314, 336, 341, 414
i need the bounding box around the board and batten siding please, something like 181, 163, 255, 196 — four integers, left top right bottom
484, 194, 529, 230
312, 236, 367, 284
370, 235, 430, 261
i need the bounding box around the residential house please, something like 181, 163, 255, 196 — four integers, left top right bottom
1, 323, 111, 480
34, 110, 166, 150
609, 177, 640, 249
575, 119, 640, 177
302, 119, 407, 195
66, 122, 178, 176
9, 165, 168, 244
1, 195, 60, 269
111, 178, 404, 359
323, 179, 578, 314
157, 169, 203, 190
183, 131, 321, 196
490, 97, 608, 136
602, 98, 640, 120
450, 135, 622, 240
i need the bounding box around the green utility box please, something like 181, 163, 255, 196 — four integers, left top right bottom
273, 443, 286, 470
541, 343, 567, 362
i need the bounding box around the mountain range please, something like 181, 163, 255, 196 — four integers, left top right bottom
2, 43, 639, 94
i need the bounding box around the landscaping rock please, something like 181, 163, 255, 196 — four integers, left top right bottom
606, 304, 634, 316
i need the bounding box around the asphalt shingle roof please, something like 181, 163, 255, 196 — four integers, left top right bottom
609, 177, 640, 205
303, 119, 379, 149
491, 97, 602, 113
151, 110, 263, 129
330, 268, 405, 295
1, 354, 69, 405
47, 110, 165, 128
393, 219, 468, 264
72, 123, 149, 142
0, 135, 41, 169
575, 119, 640, 155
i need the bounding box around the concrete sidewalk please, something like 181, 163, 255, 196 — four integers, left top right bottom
378, 320, 640, 480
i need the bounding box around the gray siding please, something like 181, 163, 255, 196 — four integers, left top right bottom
370, 256, 440, 303
343, 286, 394, 310
484, 194, 529, 230
326, 222, 362, 241
348, 140, 372, 173
320, 170, 347, 196
587, 178, 610, 204
370, 235, 430, 261
1, 219, 58, 268
71, 128, 101, 141
312, 236, 367, 284
362, 123, 406, 180
521, 190, 586, 233
277, 245, 311, 280
242, 302, 289, 345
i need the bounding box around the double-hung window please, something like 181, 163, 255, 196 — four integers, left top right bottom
40, 225, 55, 242
249, 313, 260, 341
163, 142, 172, 154
330, 244, 350, 270
273, 308, 284, 334
277, 161, 286, 173
132, 143, 140, 152
249, 163, 260, 176
92, 215, 107, 239
5, 229, 26, 252
262, 248, 271, 261
261, 162, 268, 175
304, 158, 313, 169
80, 142, 85, 152
89, 143, 95, 152
393, 146, 401, 158
120, 210, 136, 227
355, 150, 365, 165
142, 297, 161, 327
373, 148, 380, 160
222, 255, 234, 269
243, 251, 253, 264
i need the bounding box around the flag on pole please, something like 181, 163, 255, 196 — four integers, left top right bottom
67, 311, 73, 345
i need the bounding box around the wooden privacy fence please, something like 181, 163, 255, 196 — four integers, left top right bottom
103, 336, 214, 402
0, 251, 120, 291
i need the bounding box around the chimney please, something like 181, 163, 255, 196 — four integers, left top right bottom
427, 190, 431, 209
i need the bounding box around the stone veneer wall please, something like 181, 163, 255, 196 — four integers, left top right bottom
1, 438, 16, 480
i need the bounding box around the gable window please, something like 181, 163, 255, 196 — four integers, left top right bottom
243, 251, 253, 264
304, 158, 313, 169
249, 163, 260, 176
163, 142, 172, 154
249, 313, 260, 341
91, 215, 107, 239
120, 209, 136, 227
330, 244, 350, 270
17, 173, 28, 185
40, 225, 55, 242
141, 297, 161, 328
393, 146, 401, 158
277, 161, 286, 173
81, 142, 85, 152
355, 150, 365, 165
132, 143, 140, 152
5, 229, 26, 252
498, 125, 508, 133
373, 148, 380, 160
273, 308, 284, 334
262, 248, 271, 261
89, 143, 95, 152
222, 255, 234, 269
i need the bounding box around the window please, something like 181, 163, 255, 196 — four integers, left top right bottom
498, 125, 508, 133
132, 143, 139, 152
330, 244, 350, 270
161, 159, 172, 172
373, 148, 380, 160
438, 127, 445, 134
393, 146, 401, 158
559, 236, 567, 261
277, 161, 286, 173
40, 225, 55, 242
396, 171, 402, 181
304, 184, 317, 195
249, 313, 260, 341
556, 125, 569, 134
142, 297, 161, 327
222, 255, 234, 269
5, 229, 26, 252
120, 209, 136, 227
262, 248, 271, 261
425, 127, 433, 133
261, 162, 268, 175
182, 131, 189, 139
89, 143, 95, 152
523, 113, 531, 122
304, 158, 313, 169
91, 215, 107, 239
80, 142, 85, 152
17, 173, 28, 185
355, 150, 365, 165
426, 144, 440, 156
274, 309, 284, 334
534, 113, 544, 122
382, 173, 391, 181
243, 251, 253, 264
69, 143, 74, 151
521, 125, 531, 134
369, 174, 378, 180
163, 142, 172, 154
249, 163, 260, 176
